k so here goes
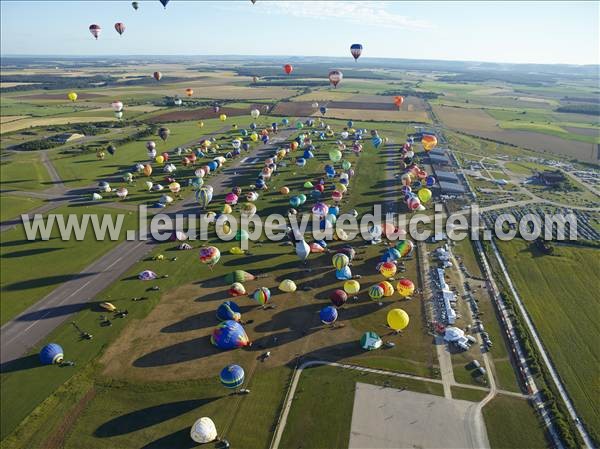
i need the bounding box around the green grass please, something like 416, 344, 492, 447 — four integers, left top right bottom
450, 386, 488, 402
0, 97, 90, 117
279, 365, 443, 449
0, 195, 45, 221
496, 240, 600, 435
0, 205, 138, 324
0, 151, 52, 191
483, 395, 549, 449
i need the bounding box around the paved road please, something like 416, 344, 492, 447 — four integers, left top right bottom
0, 127, 298, 365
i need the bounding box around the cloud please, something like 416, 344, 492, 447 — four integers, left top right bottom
264, 1, 434, 30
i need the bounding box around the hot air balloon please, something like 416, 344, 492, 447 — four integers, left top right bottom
422, 134, 437, 151
196, 186, 213, 208
158, 127, 170, 142
185, 88, 194, 97
111, 100, 123, 112
217, 300, 242, 321
159, 0, 170, 9
320, 306, 338, 325
153, 71, 162, 81
250, 108, 260, 119
199, 246, 220, 268
387, 308, 409, 331
319, 106, 328, 116
328, 70, 343, 88
114, 22, 126, 35
283, 64, 293, 75
106, 144, 116, 156
396, 240, 414, 258
219, 114, 227, 122
67, 92, 77, 102
330, 289, 348, 307
418, 188, 432, 203
190, 417, 217, 444
379, 261, 397, 278
350, 43, 363, 61
394, 96, 404, 109
279, 279, 297, 293
89, 24, 101, 39
379, 281, 395, 297
143, 164, 153, 177
252, 287, 271, 306
210, 320, 250, 349
336, 265, 352, 280
39, 343, 64, 365
396, 278, 415, 298
332, 253, 349, 270
369, 284, 384, 302
132, 1, 139, 10
224, 270, 256, 284
344, 280, 360, 295
220, 364, 245, 389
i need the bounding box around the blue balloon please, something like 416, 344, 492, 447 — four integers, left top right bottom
311, 190, 322, 200
335, 266, 352, 280
329, 206, 339, 216
208, 161, 218, 171
426, 175, 436, 187
250, 123, 257, 130
195, 149, 204, 158
242, 142, 250, 151
319, 132, 326, 140
347, 120, 353, 128
315, 239, 328, 248
296, 158, 306, 167
372, 136, 383, 148
282, 118, 289, 125
39, 343, 63, 365
381, 248, 402, 263
241, 129, 248, 136
256, 179, 266, 189
303, 150, 314, 159
320, 306, 338, 325
220, 364, 245, 389
319, 106, 327, 115
290, 196, 301, 207
211, 320, 249, 350
262, 135, 269, 144
216, 301, 241, 322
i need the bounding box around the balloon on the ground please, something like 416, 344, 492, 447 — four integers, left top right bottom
320, 306, 338, 325
369, 284, 384, 301
39, 343, 64, 365
153, 71, 162, 81
199, 246, 220, 268
335, 266, 352, 280
387, 308, 410, 331
211, 320, 250, 349
422, 134, 437, 151
330, 289, 348, 307
379, 261, 397, 278
190, 417, 217, 444
217, 301, 242, 321
279, 279, 297, 293
360, 331, 382, 350
224, 270, 256, 283
343, 280, 360, 295
220, 364, 245, 389
395, 240, 414, 258
379, 281, 395, 297
396, 278, 415, 298
252, 287, 271, 305
332, 253, 349, 270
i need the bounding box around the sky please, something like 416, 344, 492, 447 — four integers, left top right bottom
1, 1, 599, 65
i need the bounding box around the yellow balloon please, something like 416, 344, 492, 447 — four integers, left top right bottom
230, 247, 245, 255
379, 281, 395, 297
197, 121, 204, 128
250, 133, 258, 142
155, 155, 164, 165
67, 92, 78, 102
418, 188, 432, 203
222, 204, 232, 214
343, 280, 360, 295
387, 308, 409, 331
219, 114, 227, 121
143, 164, 152, 177
279, 279, 297, 293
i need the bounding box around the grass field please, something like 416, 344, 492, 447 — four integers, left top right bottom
0, 151, 52, 191
450, 386, 488, 402
483, 395, 549, 449
315, 107, 430, 123
496, 240, 600, 435
0, 205, 138, 324
0, 195, 45, 221
1, 116, 117, 134
279, 365, 444, 449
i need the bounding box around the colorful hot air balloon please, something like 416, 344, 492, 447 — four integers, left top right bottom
350, 43, 363, 61
332, 253, 349, 270
283, 64, 293, 75
395, 240, 414, 258
252, 287, 271, 306
422, 134, 438, 151
394, 96, 404, 109
396, 278, 415, 298
369, 284, 384, 301
89, 24, 101, 39
379, 261, 397, 278
67, 92, 78, 102
328, 70, 343, 88
114, 22, 126, 35
320, 306, 338, 325
111, 100, 123, 112
330, 289, 348, 307
196, 186, 213, 208
379, 281, 395, 297
39, 343, 64, 365
387, 308, 410, 331
220, 364, 245, 389
199, 246, 220, 268
185, 88, 194, 97
153, 71, 162, 81
211, 321, 250, 349
217, 301, 242, 322
224, 270, 256, 284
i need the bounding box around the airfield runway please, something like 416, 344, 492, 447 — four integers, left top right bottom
349, 383, 490, 449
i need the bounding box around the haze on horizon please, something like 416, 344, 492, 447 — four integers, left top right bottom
1, 1, 599, 66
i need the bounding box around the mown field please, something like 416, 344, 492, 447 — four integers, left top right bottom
496, 239, 600, 436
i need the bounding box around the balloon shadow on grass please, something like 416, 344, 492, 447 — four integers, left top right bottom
16, 301, 100, 321
133, 337, 220, 368
0, 354, 41, 374
161, 305, 254, 333
94, 397, 218, 438
139, 428, 198, 449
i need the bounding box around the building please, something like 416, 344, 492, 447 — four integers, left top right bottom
442, 290, 457, 325
50, 133, 85, 144
443, 327, 470, 350
537, 170, 566, 186
438, 180, 466, 194
434, 170, 461, 183
428, 149, 451, 166
436, 268, 448, 290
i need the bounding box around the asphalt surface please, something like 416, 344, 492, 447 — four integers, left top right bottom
0, 127, 297, 365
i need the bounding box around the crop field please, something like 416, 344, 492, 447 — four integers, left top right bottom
495, 240, 600, 436
1, 116, 117, 134
433, 105, 599, 162
317, 107, 430, 123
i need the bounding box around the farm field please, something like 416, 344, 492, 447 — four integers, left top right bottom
495, 240, 600, 436
0, 151, 52, 191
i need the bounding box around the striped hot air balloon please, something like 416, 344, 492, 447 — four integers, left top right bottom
220, 364, 245, 389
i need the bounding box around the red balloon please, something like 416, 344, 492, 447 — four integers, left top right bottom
114, 22, 126, 35
329, 289, 348, 307
283, 64, 293, 75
